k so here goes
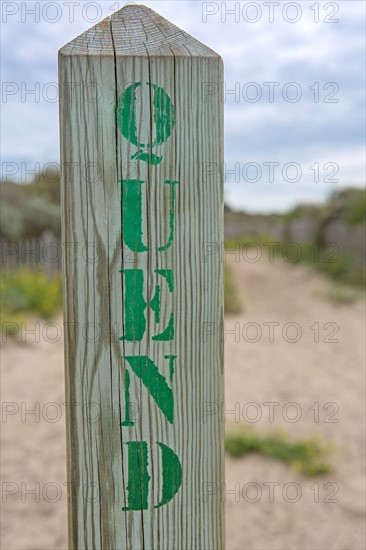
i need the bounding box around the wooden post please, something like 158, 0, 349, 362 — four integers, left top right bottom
59, 5, 224, 549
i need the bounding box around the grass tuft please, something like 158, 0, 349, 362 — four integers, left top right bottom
225, 427, 332, 476
321, 285, 363, 305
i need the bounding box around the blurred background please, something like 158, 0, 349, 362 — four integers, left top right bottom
1, 1, 365, 549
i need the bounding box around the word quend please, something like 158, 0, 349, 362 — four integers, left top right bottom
117, 82, 182, 512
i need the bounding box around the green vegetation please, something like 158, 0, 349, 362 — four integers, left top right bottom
224, 187, 365, 289
284, 187, 366, 228
1, 171, 63, 333
224, 235, 365, 289
344, 194, 366, 227
225, 427, 332, 476
283, 204, 320, 223
224, 264, 243, 314
0, 270, 63, 327
225, 234, 276, 252
320, 285, 363, 305
279, 242, 365, 288
0, 169, 60, 240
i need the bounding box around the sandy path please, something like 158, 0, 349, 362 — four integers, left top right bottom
1, 256, 365, 549
1, 321, 67, 549
224, 255, 365, 550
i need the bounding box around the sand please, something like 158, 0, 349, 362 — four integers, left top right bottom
1, 255, 365, 549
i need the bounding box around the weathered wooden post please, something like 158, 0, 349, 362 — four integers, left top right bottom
59, 5, 224, 549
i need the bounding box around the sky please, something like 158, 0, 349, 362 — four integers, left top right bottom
1, 0, 365, 212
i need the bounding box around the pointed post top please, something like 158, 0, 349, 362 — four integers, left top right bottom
59, 4, 220, 58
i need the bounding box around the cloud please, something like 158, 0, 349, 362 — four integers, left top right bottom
1, 0, 365, 211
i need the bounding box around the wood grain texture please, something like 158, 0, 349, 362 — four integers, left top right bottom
59, 5, 224, 549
